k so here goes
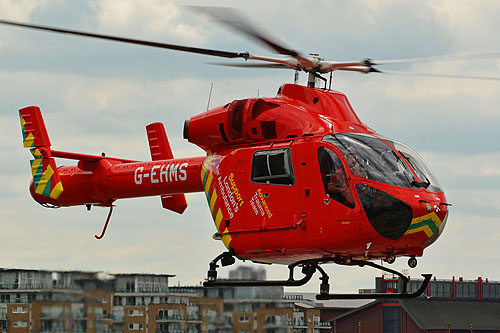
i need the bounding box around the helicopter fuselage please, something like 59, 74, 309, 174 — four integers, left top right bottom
26, 83, 448, 265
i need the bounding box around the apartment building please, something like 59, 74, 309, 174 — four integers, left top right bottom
0, 267, 329, 333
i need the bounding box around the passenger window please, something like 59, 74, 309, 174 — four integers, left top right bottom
251, 148, 294, 185
317, 147, 355, 208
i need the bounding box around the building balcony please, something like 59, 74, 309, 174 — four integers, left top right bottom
264, 323, 293, 329
157, 330, 185, 333
186, 314, 201, 322
293, 319, 308, 327
156, 315, 185, 322
40, 313, 67, 319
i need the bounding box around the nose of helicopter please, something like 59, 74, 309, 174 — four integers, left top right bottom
407, 198, 449, 245
356, 183, 449, 243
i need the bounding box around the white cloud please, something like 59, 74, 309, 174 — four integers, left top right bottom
96, 0, 208, 44
0, 0, 43, 21
1, 0, 500, 292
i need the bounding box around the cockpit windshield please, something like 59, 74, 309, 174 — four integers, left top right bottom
390, 140, 442, 192
323, 133, 415, 188
323, 133, 442, 192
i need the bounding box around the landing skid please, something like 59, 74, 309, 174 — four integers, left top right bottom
203, 251, 431, 300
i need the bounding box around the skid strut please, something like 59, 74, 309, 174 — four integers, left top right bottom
203, 252, 432, 300
204, 252, 317, 288
316, 260, 432, 300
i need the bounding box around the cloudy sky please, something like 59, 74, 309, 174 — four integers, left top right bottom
1, 0, 500, 294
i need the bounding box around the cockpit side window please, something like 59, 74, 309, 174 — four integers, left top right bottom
317, 147, 355, 209
251, 148, 295, 185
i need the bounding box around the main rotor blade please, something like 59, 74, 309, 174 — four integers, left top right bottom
208, 62, 289, 69
0, 19, 248, 59
190, 6, 299, 57
378, 69, 500, 81
372, 52, 500, 65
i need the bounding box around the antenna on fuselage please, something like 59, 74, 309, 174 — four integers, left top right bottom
206, 82, 214, 110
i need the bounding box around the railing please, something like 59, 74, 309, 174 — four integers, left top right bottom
168, 287, 200, 294
294, 319, 307, 327
186, 314, 201, 321
114, 287, 169, 293
283, 294, 303, 300
40, 313, 67, 319
0, 283, 81, 291
156, 315, 185, 321
264, 320, 293, 328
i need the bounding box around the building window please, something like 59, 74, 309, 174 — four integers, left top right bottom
102, 296, 108, 304
128, 323, 143, 330
129, 309, 144, 316
383, 306, 401, 333
13, 321, 27, 328
12, 306, 27, 313
239, 315, 249, 322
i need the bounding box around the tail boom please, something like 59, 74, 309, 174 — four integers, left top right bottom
21, 106, 205, 209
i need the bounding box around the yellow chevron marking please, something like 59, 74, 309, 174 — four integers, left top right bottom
31, 148, 42, 158
410, 212, 442, 228
35, 164, 55, 195
221, 227, 232, 249
405, 225, 434, 238
405, 212, 442, 238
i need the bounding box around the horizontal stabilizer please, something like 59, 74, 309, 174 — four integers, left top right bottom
146, 122, 188, 214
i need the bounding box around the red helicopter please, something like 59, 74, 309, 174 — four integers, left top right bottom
7, 7, 492, 299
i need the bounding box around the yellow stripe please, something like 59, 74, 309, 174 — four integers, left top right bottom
24, 132, 35, 148
35, 164, 55, 195
201, 166, 207, 183
50, 181, 64, 199
221, 227, 232, 249
20, 114, 26, 128
31, 158, 42, 178
215, 209, 223, 230
205, 172, 213, 196
210, 190, 218, 213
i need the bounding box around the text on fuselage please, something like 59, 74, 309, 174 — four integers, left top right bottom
134, 162, 188, 184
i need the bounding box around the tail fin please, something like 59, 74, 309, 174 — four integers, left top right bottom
19, 106, 63, 200
146, 122, 188, 214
